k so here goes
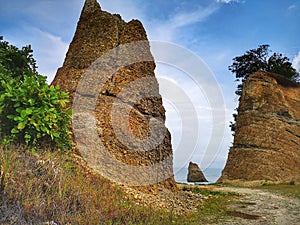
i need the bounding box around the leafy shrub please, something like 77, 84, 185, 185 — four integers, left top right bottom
0, 36, 37, 79
0, 37, 72, 150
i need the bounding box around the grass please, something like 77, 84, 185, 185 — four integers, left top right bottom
0, 144, 172, 224
0, 145, 238, 224
254, 183, 300, 199
182, 185, 238, 197
178, 185, 239, 224
196, 193, 234, 224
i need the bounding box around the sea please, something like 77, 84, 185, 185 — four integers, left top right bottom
174, 167, 222, 184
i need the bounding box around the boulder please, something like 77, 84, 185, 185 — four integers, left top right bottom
187, 162, 208, 182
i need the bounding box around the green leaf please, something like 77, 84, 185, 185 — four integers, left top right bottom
53, 132, 60, 138
20, 110, 27, 118
59, 100, 66, 108
11, 128, 19, 134
16, 108, 22, 113
25, 133, 31, 140
7, 115, 14, 120
24, 133, 31, 144
26, 108, 33, 115
17, 122, 26, 130
28, 99, 34, 106
14, 102, 21, 107
41, 126, 48, 132
19, 108, 33, 118
5, 83, 12, 91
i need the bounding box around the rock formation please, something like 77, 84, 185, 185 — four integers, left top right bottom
187, 162, 208, 182
219, 72, 300, 183
52, 0, 177, 191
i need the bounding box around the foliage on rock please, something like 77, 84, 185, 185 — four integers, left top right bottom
228, 45, 299, 133
229, 44, 299, 96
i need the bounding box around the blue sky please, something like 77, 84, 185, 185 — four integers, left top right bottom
1, 0, 300, 173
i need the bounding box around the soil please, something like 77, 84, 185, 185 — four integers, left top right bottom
215, 186, 300, 225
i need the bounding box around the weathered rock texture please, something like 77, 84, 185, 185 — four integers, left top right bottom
187, 162, 208, 182
219, 72, 300, 183
52, 0, 177, 191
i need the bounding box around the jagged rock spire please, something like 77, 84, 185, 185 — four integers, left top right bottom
82, 0, 101, 15
52, 0, 177, 192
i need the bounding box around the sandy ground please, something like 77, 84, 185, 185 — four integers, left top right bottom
214, 186, 300, 225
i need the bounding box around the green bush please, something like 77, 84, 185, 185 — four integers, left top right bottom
0, 37, 72, 150
0, 36, 37, 79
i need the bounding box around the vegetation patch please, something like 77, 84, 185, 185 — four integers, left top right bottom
0, 37, 72, 150
0, 145, 173, 224
254, 183, 300, 199
177, 184, 240, 224
181, 184, 239, 197
0, 145, 246, 225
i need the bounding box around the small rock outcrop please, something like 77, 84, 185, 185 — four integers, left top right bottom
52, 0, 177, 191
219, 72, 300, 183
187, 162, 208, 182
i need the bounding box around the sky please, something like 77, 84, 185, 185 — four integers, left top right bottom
1, 0, 300, 174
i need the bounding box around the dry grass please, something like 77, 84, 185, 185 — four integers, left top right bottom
0, 145, 170, 224
0, 145, 236, 224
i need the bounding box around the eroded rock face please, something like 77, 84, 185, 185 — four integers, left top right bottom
52, 0, 177, 191
219, 72, 300, 183
187, 162, 208, 183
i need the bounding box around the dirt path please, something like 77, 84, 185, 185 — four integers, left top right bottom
214, 186, 300, 225
123, 184, 299, 224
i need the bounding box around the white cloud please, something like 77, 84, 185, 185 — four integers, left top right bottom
170, 5, 219, 28
292, 51, 300, 72
217, 0, 241, 3
31, 29, 68, 83
7, 27, 69, 83
148, 4, 220, 42
288, 4, 297, 10
155, 54, 229, 169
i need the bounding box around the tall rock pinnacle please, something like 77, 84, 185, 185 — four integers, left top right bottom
52, 0, 177, 191
82, 0, 101, 15
219, 72, 300, 184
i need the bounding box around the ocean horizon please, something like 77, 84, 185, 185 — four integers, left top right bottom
174, 167, 223, 184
